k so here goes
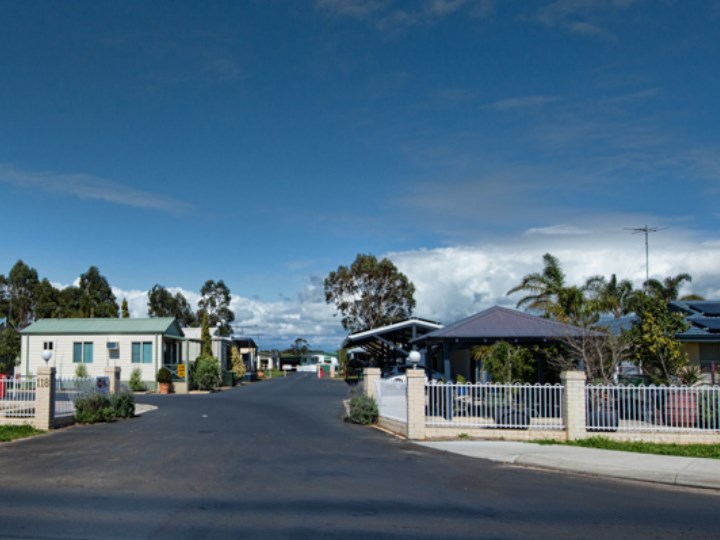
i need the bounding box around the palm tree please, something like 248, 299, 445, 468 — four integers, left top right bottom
584, 273, 635, 319
507, 253, 566, 314
507, 253, 586, 323
644, 273, 704, 302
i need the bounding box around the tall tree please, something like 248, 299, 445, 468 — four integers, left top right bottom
148, 285, 197, 326
78, 266, 118, 318
1, 260, 39, 327
34, 278, 62, 319
507, 253, 586, 323
58, 285, 82, 318
644, 273, 704, 302
584, 273, 635, 319
0, 326, 20, 374
121, 298, 130, 318
627, 292, 689, 384
324, 253, 416, 333
197, 280, 234, 336
200, 311, 213, 357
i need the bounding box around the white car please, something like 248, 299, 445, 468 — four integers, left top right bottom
383, 365, 444, 384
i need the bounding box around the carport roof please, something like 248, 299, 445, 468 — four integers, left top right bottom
341, 318, 443, 360
414, 306, 598, 344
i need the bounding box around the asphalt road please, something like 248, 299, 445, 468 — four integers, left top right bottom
1, 374, 719, 539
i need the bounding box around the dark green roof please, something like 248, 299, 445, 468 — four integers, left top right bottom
22, 318, 184, 337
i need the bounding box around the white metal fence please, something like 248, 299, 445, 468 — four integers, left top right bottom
426, 382, 565, 429
586, 384, 720, 433
0, 376, 36, 418
376, 378, 408, 423
55, 377, 103, 418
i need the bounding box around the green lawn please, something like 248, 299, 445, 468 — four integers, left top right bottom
537, 437, 720, 459
0, 425, 44, 442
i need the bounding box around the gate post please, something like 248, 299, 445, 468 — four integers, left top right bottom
406, 369, 426, 440
363, 368, 381, 400
105, 366, 121, 394
35, 366, 56, 430
561, 370, 587, 441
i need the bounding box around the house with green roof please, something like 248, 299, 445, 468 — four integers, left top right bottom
21, 318, 187, 390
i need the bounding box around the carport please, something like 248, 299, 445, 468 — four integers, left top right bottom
341, 318, 443, 371
412, 306, 593, 383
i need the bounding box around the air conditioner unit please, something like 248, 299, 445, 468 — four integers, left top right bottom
107, 342, 119, 351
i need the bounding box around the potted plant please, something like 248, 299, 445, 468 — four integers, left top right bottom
156, 367, 173, 394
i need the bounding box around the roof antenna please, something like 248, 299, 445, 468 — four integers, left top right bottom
624, 225, 666, 282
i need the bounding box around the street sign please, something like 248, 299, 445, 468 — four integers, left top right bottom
177, 364, 186, 378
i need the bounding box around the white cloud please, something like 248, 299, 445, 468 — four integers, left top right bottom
482, 95, 561, 112
524, 225, 590, 236
0, 164, 190, 214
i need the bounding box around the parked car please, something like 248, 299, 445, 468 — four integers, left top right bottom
383, 364, 444, 384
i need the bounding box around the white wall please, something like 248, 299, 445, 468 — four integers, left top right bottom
23, 333, 164, 381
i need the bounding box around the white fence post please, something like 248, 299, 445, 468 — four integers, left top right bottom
562, 370, 587, 440
406, 369, 426, 440
35, 366, 56, 430
363, 368, 381, 400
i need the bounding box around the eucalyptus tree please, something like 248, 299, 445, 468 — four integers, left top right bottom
197, 279, 234, 336
148, 285, 197, 326
324, 253, 416, 333
1, 260, 39, 327
78, 266, 118, 318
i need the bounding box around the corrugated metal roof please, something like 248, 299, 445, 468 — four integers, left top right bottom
418, 306, 598, 340
22, 318, 184, 337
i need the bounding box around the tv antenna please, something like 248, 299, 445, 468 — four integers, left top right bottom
625, 225, 666, 282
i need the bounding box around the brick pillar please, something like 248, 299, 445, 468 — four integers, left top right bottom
363, 368, 381, 400
561, 370, 587, 441
406, 369, 426, 440
35, 366, 56, 430
105, 366, 121, 394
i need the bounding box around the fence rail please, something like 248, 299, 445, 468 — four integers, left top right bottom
586, 384, 720, 433
426, 382, 565, 430
0, 376, 36, 418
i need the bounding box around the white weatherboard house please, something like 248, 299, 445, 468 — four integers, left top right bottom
20, 318, 186, 385
182, 327, 231, 370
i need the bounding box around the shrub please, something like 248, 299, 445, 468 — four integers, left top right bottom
156, 367, 173, 384
110, 390, 135, 418
74, 392, 115, 424
75, 363, 89, 378
193, 355, 221, 391
348, 393, 378, 425
75, 389, 136, 423
129, 368, 146, 392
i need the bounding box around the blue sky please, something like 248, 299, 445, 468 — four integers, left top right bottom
2, 1, 720, 350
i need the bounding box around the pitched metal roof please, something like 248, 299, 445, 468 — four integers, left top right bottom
416, 306, 598, 342
22, 318, 184, 337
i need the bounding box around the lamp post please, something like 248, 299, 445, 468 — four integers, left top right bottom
408, 350, 421, 370
41, 350, 53, 365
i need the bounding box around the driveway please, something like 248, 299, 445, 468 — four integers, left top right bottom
0, 374, 718, 539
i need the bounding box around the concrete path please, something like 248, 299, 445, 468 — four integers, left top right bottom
418, 440, 720, 490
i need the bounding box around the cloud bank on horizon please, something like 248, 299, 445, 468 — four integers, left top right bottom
102, 225, 720, 352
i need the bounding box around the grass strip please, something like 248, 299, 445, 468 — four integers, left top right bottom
0, 424, 45, 442
536, 437, 720, 459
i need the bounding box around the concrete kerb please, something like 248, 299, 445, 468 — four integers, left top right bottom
416, 440, 720, 491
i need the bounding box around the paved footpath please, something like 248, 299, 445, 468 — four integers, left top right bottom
419, 440, 720, 490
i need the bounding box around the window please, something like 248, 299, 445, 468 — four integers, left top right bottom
132, 342, 153, 364
107, 341, 120, 361
43, 342, 53, 351
73, 342, 94, 363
